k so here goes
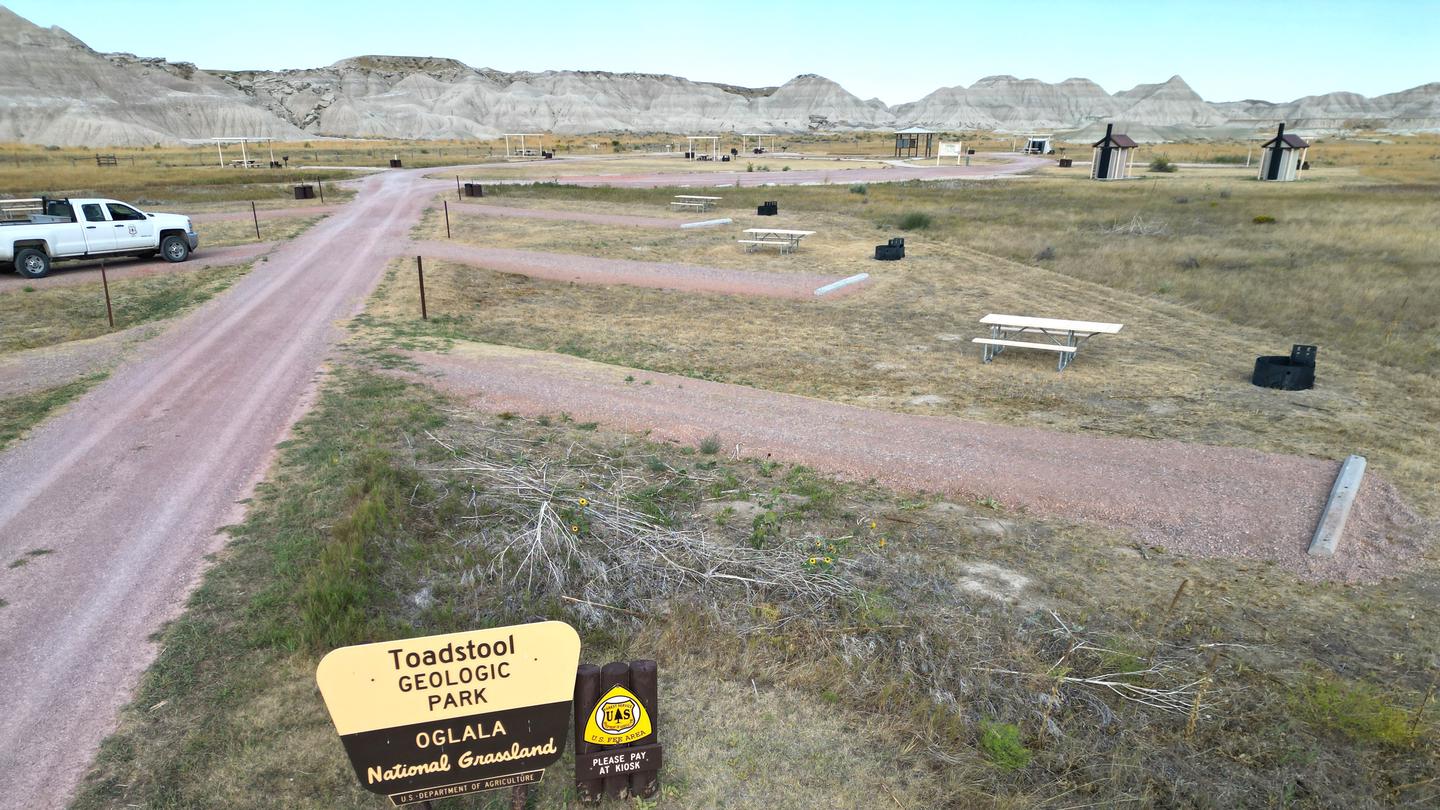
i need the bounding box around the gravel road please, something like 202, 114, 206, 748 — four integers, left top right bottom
410, 240, 868, 299
404, 343, 1423, 583
0, 168, 443, 807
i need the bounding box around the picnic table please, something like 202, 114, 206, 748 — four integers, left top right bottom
738, 228, 815, 254
973, 313, 1123, 371
671, 195, 722, 211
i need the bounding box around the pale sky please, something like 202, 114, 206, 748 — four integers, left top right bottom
8, 0, 1438, 104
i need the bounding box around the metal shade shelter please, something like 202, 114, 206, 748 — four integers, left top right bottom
210, 137, 275, 168
741, 133, 777, 154
504, 133, 546, 158
685, 135, 721, 161
1016, 133, 1053, 154
894, 126, 937, 158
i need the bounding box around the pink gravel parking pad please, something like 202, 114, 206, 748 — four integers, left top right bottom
402, 343, 1425, 584
408, 240, 870, 300
450, 202, 684, 229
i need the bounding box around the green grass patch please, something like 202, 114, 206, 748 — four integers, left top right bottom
896, 211, 933, 230
0, 374, 105, 449
979, 721, 1031, 771
1289, 674, 1421, 748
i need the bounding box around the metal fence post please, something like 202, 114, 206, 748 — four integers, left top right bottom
100, 260, 114, 328
416, 256, 427, 320
250, 201, 261, 240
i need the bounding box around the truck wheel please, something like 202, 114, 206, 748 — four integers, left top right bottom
13, 248, 51, 279
160, 235, 190, 263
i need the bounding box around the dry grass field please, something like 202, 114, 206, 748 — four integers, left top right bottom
20, 134, 1438, 808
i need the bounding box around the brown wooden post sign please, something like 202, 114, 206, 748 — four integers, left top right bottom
316, 621, 581, 806
573, 659, 662, 802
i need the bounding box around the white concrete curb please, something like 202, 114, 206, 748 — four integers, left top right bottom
814, 273, 870, 296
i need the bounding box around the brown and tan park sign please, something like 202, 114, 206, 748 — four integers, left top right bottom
316, 621, 581, 806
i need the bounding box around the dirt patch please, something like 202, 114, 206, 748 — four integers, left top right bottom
957, 561, 1032, 604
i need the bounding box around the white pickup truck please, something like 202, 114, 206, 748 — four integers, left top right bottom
1, 197, 199, 279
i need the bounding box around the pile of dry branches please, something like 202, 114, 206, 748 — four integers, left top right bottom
425, 431, 857, 624
1103, 214, 1170, 236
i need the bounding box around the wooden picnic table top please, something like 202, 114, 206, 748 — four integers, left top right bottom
743, 228, 816, 237
673, 194, 723, 200
981, 313, 1124, 334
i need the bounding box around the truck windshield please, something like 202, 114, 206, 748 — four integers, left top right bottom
107, 203, 145, 221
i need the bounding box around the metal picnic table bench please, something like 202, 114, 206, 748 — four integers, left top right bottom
738, 228, 815, 254
671, 195, 721, 211
973, 313, 1124, 371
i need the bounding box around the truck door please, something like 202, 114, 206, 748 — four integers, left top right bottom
106, 202, 154, 251
79, 202, 116, 254
46, 202, 90, 257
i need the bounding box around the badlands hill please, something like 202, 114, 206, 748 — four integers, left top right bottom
1, 5, 1436, 146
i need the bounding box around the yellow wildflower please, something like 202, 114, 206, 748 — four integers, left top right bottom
577, 497, 589, 507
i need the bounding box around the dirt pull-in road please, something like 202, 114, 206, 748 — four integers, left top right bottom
403, 343, 1422, 584
410, 240, 869, 299
0, 169, 443, 808
451, 201, 687, 229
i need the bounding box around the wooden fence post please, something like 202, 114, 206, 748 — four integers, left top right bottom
574, 664, 602, 803
628, 660, 660, 799
416, 256, 427, 320
599, 662, 631, 799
